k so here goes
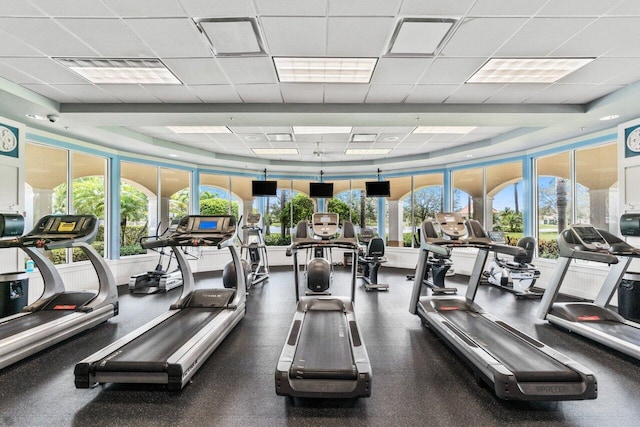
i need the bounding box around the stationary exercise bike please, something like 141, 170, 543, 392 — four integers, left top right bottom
129, 220, 184, 294
357, 228, 389, 291
482, 232, 542, 298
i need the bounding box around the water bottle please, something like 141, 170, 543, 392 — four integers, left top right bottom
26, 260, 34, 273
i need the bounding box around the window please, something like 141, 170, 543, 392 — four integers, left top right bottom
120, 162, 156, 256
486, 162, 523, 245
410, 174, 444, 247
199, 173, 239, 218
163, 168, 190, 221
453, 167, 483, 222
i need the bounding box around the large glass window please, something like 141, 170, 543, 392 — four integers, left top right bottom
386, 176, 411, 247
199, 173, 239, 218
410, 174, 444, 247
163, 168, 190, 222
453, 167, 483, 223
486, 162, 523, 244
120, 162, 156, 256
575, 143, 618, 233
25, 143, 68, 264
536, 152, 572, 258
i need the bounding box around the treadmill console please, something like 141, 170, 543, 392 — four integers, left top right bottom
147, 215, 237, 248
570, 224, 610, 250
19, 215, 99, 247
246, 213, 261, 227
435, 212, 467, 240
312, 213, 339, 240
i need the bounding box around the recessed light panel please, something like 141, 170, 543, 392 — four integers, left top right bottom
351, 134, 377, 142
274, 57, 377, 83
293, 126, 352, 134
267, 133, 294, 142
56, 58, 181, 84
168, 126, 231, 134
345, 148, 391, 155
387, 18, 456, 56
599, 114, 620, 121
413, 126, 476, 134
467, 58, 594, 84
252, 148, 298, 155
197, 18, 266, 56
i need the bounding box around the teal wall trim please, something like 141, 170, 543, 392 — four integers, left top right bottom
522, 155, 534, 237
443, 170, 451, 212
108, 156, 121, 260
191, 170, 200, 214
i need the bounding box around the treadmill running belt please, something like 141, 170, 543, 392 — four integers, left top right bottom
0, 311, 73, 341
439, 309, 580, 382
291, 310, 356, 380
99, 308, 223, 366
575, 320, 640, 347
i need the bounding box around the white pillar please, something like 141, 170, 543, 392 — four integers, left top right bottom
387, 199, 403, 247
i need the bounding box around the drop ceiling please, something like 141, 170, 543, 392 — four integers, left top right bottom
1, 0, 640, 174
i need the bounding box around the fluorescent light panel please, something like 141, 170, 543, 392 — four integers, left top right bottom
168, 126, 231, 134
197, 18, 265, 56
345, 148, 391, 155
267, 133, 294, 142
56, 58, 180, 84
351, 134, 377, 142
467, 58, 594, 84
413, 126, 476, 134
293, 126, 352, 134
274, 57, 377, 83
252, 148, 298, 155
388, 18, 456, 56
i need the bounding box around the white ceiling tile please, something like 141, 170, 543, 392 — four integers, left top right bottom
552, 17, 640, 57
178, 133, 220, 143
324, 84, 370, 103
57, 18, 155, 57
537, 0, 621, 16
607, 0, 640, 15
260, 126, 292, 133
255, 0, 327, 16
210, 134, 242, 143
27, 0, 114, 17
365, 85, 413, 103
328, 0, 402, 16
179, 0, 256, 17
261, 17, 326, 56
48, 84, 121, 102
496, 18, 596, 57
371, 58, 432, 85
235, 84, 283, 103
484, 84, 546, 103
441, 18, 527, 56
0, 58, 87, 84
95, 84, 161, 102
602, 67, 640, 85
101, 0, 186, 17
445, 84, 504, 103
22, 84, 80, 102
524, 84, 597, 103
131, 126, 175, 134
280, 83, 324, 103
469, 0, 548, 16
163, 58, 228, 85
605, 34, 640, 57
559, 58, 640, 84
0, 18, 97, 57
125, 18, 211, 57
420, 58, 486, 84
217, 57, 278, 84
400, 0, 475, 16
352, 126, 385, 133
405, 85, 458, 103
139, 85, 202, 103
190, 85, 242, 102
0, 2, 46, 16
327, 17, 395, 56
564, 85, 624, 103
0, 61, 43, 84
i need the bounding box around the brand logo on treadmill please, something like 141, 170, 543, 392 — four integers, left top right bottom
183, 359, 199, 379
536, 385, 569, 394
100, 350, 122, 364
202, 293, 222, 299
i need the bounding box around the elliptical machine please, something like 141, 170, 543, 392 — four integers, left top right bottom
240, 213, 270, 286
482, 234, 542, 298
357, 228, 389, 291
129, 220, 184, 294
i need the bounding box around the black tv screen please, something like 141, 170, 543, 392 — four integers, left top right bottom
365, 181, 390, 197
309, 182, 334, 198
252, 180, 278, 197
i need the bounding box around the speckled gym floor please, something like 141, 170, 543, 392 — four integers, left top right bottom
1, 265, 640, 427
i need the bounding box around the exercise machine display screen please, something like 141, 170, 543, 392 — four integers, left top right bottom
57, 222, 77, 232
435, 212, 466, 238
312, 213, 339, 238
198, 221, 218, 230
571, 225, 609, 249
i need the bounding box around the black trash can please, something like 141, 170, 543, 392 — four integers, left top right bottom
618, 272, 640, 322
0, 272, 28, 318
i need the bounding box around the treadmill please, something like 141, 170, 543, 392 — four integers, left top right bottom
537, 223, 640, 360
409, 213, 597, 401
75, 215, 246, 390
275, 213, 371, 398
0, 214, 118, 369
